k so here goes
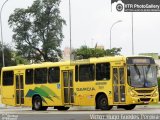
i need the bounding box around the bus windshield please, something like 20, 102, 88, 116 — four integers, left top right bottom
128, 65, 157, 88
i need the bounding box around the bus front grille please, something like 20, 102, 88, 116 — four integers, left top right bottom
135, 90, 154, 93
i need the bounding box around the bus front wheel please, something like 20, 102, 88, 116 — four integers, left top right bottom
97, 94, 113, 110
123, 105, 136, 110
32, 96, 43, 111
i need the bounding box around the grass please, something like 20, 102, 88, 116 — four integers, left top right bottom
158, 77, 160, 88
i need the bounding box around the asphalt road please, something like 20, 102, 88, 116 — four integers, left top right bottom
0, 105, 160, 120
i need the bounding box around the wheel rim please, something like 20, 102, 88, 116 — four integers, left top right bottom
34, 99, 41, 109
100, 98, 107, 109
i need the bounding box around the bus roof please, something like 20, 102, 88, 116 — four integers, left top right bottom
2, 56, 154, 71
2, 56, 126, 71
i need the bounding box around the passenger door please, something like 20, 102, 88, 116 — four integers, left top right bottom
62, 70, 74, 105
113, 67, 126, 104
15, 74, 24, 106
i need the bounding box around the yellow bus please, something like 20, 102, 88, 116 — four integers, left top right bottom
0, 56, 159, 111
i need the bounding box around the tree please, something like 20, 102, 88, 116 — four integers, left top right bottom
0, 43, 16, 67
106, 47, 122, 56
73, 45, 122, 60
12, 51, 29, 64
72, 45, 106, 59
8, 0, 66, 62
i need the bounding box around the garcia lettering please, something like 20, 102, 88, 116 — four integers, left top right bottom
76, 87, 95, 91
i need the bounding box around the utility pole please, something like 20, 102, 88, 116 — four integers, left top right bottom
0, 0, 9, 67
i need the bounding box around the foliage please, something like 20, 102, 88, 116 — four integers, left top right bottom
158, 77, 160, 89
106, 47, 122, 56
73, 45, 122, 60
8, 0, 65, 62
12, 51, 29, 64
0, 43, 16, 68
72, 46, 105, 60
158, 77, 160, 100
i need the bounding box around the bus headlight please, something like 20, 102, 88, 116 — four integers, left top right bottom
152, 90, 159, 97
130, 91, 137, 97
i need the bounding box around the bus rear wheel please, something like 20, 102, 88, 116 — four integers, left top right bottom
56, 106, 70, 111
97, 94, 113, 110
32, 96, 44, 111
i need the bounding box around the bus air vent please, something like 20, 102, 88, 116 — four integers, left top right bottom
140, 98, 150, 102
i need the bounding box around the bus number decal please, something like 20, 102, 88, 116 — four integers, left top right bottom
98, 86, 104, 89
96, 82, 107, 85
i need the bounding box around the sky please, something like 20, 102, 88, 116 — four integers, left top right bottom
0, 0, 160, 56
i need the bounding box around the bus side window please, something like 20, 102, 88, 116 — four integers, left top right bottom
3, 71, 14, 86
79, 64, 95, 81
48, 67, 60, 83
75, 65, 78, 82
34, 68, 47, 84
96, 63, 110, 81
25, 69, 33, 84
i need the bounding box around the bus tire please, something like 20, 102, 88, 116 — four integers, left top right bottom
56, 106, 70, 111
32, 96, 43, 111
97, 94, 113, 110
123, 105, 136, 110
42, 106, 48, 110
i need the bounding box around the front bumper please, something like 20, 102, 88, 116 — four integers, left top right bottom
128, 96, 159, 105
